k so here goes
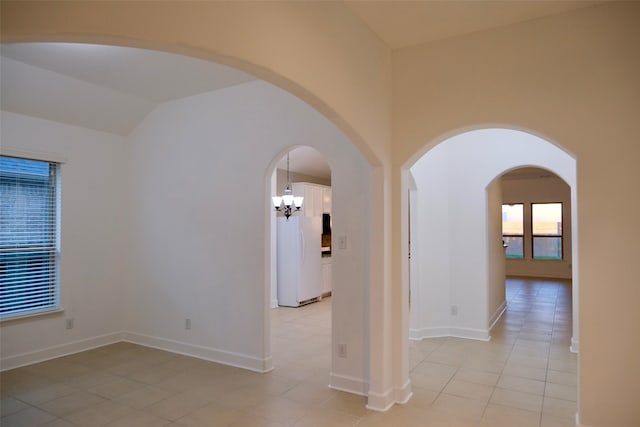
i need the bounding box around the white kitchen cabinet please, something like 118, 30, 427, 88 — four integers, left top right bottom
321, 256, 332, 296
292, 182, 331, 217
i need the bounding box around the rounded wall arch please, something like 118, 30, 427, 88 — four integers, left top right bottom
405, 128, 578, 350
264, 138, 372, 396
0, 1, 388, 168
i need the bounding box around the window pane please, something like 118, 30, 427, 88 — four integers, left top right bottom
502, 204, 523, 235
0, 156, 59, 318
503, 236, 524, 259
532, 203, 562, 236
533, 236, 562, 260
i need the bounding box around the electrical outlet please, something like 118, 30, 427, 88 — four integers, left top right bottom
185, 318, 191, 330
65, 318, 74, 330
338, 344, 347, 358
450, 305, 458, 316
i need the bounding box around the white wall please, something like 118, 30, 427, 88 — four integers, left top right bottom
502, 174, 572, 279
487, 179, 506, 328
408, 143, 452, 338
409, 129, 576, 341
0, 111, 127, 369
124, 80, 371, 391
0, 80, 371, 393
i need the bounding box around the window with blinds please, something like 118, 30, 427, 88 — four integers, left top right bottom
0, 156, 60, 318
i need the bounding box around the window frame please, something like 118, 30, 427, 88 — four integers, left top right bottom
0, 155, 62, 321
502, 203, 525, 259
531, 202, 563, 261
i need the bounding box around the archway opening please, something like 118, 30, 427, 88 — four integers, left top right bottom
269, 146, 334, 383
405, 128, 579, 422
1, 42, 374, 407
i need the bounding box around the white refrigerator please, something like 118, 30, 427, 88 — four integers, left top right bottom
277, 216, 322, 307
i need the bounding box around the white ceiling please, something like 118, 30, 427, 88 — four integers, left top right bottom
0, 43, 255, 135
0, 1, 601, 179
276, 147, 331, 181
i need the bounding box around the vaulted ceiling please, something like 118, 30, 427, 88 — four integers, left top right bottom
0, 43, 255, 135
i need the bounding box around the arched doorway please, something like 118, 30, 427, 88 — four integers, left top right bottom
407, 128, 577, 344
404, 128, 579, 421
0, 41, 375, 402
264, 139, 372, 397
268, 146, 334, 386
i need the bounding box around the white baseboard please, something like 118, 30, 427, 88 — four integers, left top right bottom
271, 298, 279, 309
409, 326, 490, 341
570, 337, 579, 354
366, 387, 395, 412
409, 326, 449, 340
329, 372, 367, 396
0, 332, 123, 372
489, 301, 507, 331
366, 380, 413, 412
576, 412, 593, 426
395, 379, 413, 404
122, 331, 273, 373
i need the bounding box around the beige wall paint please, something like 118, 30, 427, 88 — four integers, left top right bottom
394, 3, 640, 425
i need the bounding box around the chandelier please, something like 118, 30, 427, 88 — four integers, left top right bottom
272, 152, 303, 220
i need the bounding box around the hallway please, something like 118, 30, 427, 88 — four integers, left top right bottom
398, 277, 576, 427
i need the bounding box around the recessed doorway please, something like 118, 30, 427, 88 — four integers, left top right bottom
269, 146, 334, 388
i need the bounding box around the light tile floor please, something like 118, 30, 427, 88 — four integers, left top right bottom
1, 278, 576, 426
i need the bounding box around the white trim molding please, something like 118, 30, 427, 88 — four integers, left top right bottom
366, 387, 395, 412
366, 380, 413, 412
395, 379, 413, 404
0, 332, 123, 372
329, 372, 368, 396
576, 412, 596, 426
570, 337, 579, 354
489, 301, 507, 331
122, 332, 274, 373
409, 327, 491, 342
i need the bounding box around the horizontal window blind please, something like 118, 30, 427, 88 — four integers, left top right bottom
0, 156, 59, 317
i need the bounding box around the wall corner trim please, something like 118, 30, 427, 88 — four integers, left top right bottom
365, 380, 413, 412
575, 412, 596, 426
570, 337, 579, 354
